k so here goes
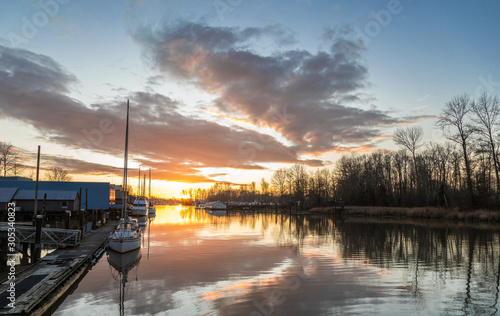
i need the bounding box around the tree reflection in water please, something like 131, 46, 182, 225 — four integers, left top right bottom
53, 206, 500, 315
188, 206, 500, 314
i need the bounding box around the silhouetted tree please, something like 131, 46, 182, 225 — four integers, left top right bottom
46, 167, 73, 181
471, 93, 500, 197
0, 142, 23, 177
437, 94, 476, 206
271, 168, 288, 199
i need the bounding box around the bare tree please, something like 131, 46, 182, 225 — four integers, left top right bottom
46, 167, 73, 181
393, 125, 423, 188
250, 181, 256, 201
471, 93, 500, 196
289, 163, 308, 204
260, 178, 269, 195
436, 94, 476, 206
0, 142, 22, 177
271, 168, 287, 198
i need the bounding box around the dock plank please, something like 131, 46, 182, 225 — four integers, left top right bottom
0, 221, 117, 315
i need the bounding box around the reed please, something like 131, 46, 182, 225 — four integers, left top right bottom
309, 206, 500, 222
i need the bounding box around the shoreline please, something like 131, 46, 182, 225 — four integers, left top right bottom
308, 206, 500, 222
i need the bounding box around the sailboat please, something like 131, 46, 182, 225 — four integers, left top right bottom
109, 100, 142, 253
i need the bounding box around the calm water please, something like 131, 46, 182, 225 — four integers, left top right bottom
52, 205, 500, 315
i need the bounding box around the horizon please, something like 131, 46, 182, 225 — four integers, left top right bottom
1, 0, 499, 197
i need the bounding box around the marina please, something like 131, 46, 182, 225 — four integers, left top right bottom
0, 2, 499, 315
0, 221, 117, 315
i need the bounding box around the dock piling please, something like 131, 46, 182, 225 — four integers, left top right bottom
65, 210, 71, 229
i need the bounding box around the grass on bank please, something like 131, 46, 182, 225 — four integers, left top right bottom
309, 206, 500, 222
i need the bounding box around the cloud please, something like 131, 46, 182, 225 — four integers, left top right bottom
133, 20, 403, 155
417, 94, 434, 102
0, 45, 319, 183
410, 105, 428, 112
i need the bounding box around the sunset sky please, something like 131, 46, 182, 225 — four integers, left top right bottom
1, 0, 499, 197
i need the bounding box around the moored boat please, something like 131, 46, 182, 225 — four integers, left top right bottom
205, 201, 227, 210
109, 100, 142, 253
148, 204, 156, 215
109, 221, 141, 253
131, 198, 149, 216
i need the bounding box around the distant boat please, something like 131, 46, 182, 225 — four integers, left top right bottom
109, 100, 141, 253
131, 198, 149, 216
205, 202, 227, 210
148, 204, 156, 215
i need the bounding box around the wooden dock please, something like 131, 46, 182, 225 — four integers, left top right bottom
0, 224, 82, 247
0, 221, 117, 315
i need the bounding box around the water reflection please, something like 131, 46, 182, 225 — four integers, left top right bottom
53, 206, 500, 315
107, 249, 142, 316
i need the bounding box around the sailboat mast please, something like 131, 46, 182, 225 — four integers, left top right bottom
122, 100, 129, 219
143, 175, 146, 197
149, 168, 151, 200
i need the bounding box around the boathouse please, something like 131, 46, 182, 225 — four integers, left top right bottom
13, 189, 80, 213
0, 180, 111, 210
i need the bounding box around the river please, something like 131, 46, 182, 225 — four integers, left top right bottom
52, 205, 500, 315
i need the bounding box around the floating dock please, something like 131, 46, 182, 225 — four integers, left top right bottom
0, 221, 117, 315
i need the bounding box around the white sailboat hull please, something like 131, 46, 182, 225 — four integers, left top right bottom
109, 228, 141, 253
109, 237, 141, 253
107, 248, 142, 271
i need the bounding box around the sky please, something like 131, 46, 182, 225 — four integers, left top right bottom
0, 0, 499, 197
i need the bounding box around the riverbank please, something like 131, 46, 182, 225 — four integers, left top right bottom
309, 206, 500, 222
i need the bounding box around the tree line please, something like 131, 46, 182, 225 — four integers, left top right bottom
183, 93, 499, 209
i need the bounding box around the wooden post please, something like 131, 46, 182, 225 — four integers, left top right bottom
21, 243, 30, 265
85, 189, 88, 232
34, 215, 43, 261
92, 210, 96, 230
31, 144, 41, 257
33, 145, 40, 221
65, 210, 71, 229
42, 193, 47, 219
79, 188, 83, 233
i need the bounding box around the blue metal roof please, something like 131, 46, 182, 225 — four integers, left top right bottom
0, 181, 110, 209
14, 190, 78, 200
0, 187, 18, 202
